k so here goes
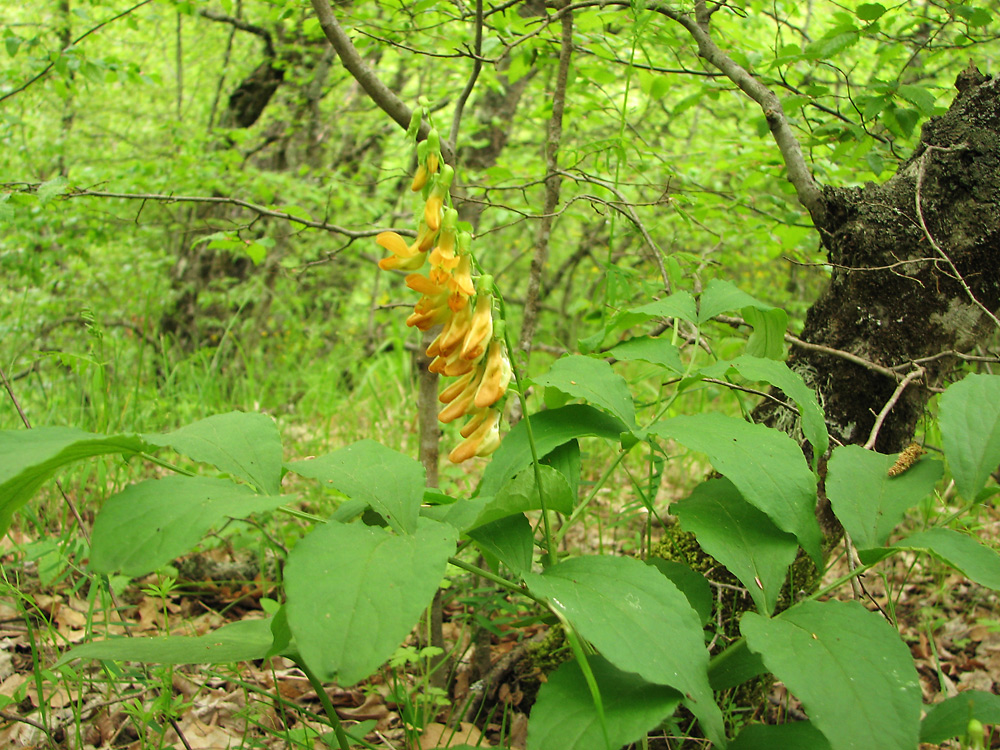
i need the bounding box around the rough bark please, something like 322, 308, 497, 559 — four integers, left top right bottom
755, 69, 1000, 462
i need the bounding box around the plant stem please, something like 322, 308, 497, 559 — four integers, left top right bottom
298, 660, 351, 750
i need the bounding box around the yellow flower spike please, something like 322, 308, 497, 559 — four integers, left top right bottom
461, 293, 494, 362
474, 339, 513, 408
442, 348, 478, 377
449, 408, 502, 463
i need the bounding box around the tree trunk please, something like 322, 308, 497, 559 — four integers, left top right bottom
754, 68, 1000, 470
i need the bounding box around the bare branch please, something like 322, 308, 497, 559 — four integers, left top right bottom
649, 1, 826, 223
198, 8, 275, 57
6, 184, 381, 239
0, 0, 157, 105
449, 0, 484, 147
309, 0, 442, 153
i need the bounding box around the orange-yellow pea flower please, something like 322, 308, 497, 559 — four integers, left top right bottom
461, 294, 494, 361
377, 231, 427, 271
474, 339, 513, 408
437, 301, 473, 357
459, 407, 489, 438
411, 164, 429, 192
448, 254, 476, 298
449, 408, 502, 463
439, 369, 477, 404
430, 346, 477, 377
438, 367, 485, 423
424, 193, 444, 231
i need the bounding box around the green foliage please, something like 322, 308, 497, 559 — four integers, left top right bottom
3, 2, 999, 747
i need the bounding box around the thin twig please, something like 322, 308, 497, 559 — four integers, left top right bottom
864, 367, 925, 450
914, 145, 1000, 330
449, 0, 483, 149
0, 0, 157, 105
5, 185, 374, 239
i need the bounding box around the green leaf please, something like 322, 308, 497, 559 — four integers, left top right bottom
897, 84, 937, 115
674, 478, 799, 615
524, 556, 725, 746
707, 638, 767, 691
467, 515, 533, 577
731, 722, 832, 750
0, 427, 154, 536
608, 336, 684, 374
920, 690, 1000, 744
90, 476, 286, 576
741, 599, 921, 750
862, 527, 1000, 590
742, 305, 787, 359
645, 559, 713, 626
36, 176, 69, 203
938, 373, 1000, 501
478, 405, 627, 498
57, 618, 276, 667
699, 355, 828, 458
627, 291, 698, 324
472, 464, 574, 529
532, 355, 636, 429
286, 440, 424, 534
855, 3, 886, 21
527, 656, 682, 750
698, 278, 774, 324
285, 519, 456, 685
145, 412, 283, 495
825, 445, 942, 550
648, 413, 822, 563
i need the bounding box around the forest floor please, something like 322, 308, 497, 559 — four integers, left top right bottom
1, 484, 998, 750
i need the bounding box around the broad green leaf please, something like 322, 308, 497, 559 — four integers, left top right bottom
743, 306, 787, 360
938, 373, 1000, 501
532, 355, 636, 429
897, 84, 936, 115
645, 559, 713, 626
856, 3, 886, 21
920, 690, 1000, 744
861, 527, 1000, 590
90, 476, 286, 576
541, 439, 581, 505
674, 478, 799, 615
698, 279, 774, 324
146, 412, 283, 495
472, 465, 574, 529
608, 335, 684, 374
742, 600, 921, 750
826, 445, 942, 550
0, 427, 153, 535
286, 439, 424, 534
57, 618, 276, 667
527, 656, 682, 750
524, 556, 725, 746
648, 413, 822, 563
707, 638, 767, 691
285, 518, 456, 685
731, 722, 832, 750
699, 355, 828, 458
467, 514, 533, 577
478, 405, 627, 498
627, 291, 698, 324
